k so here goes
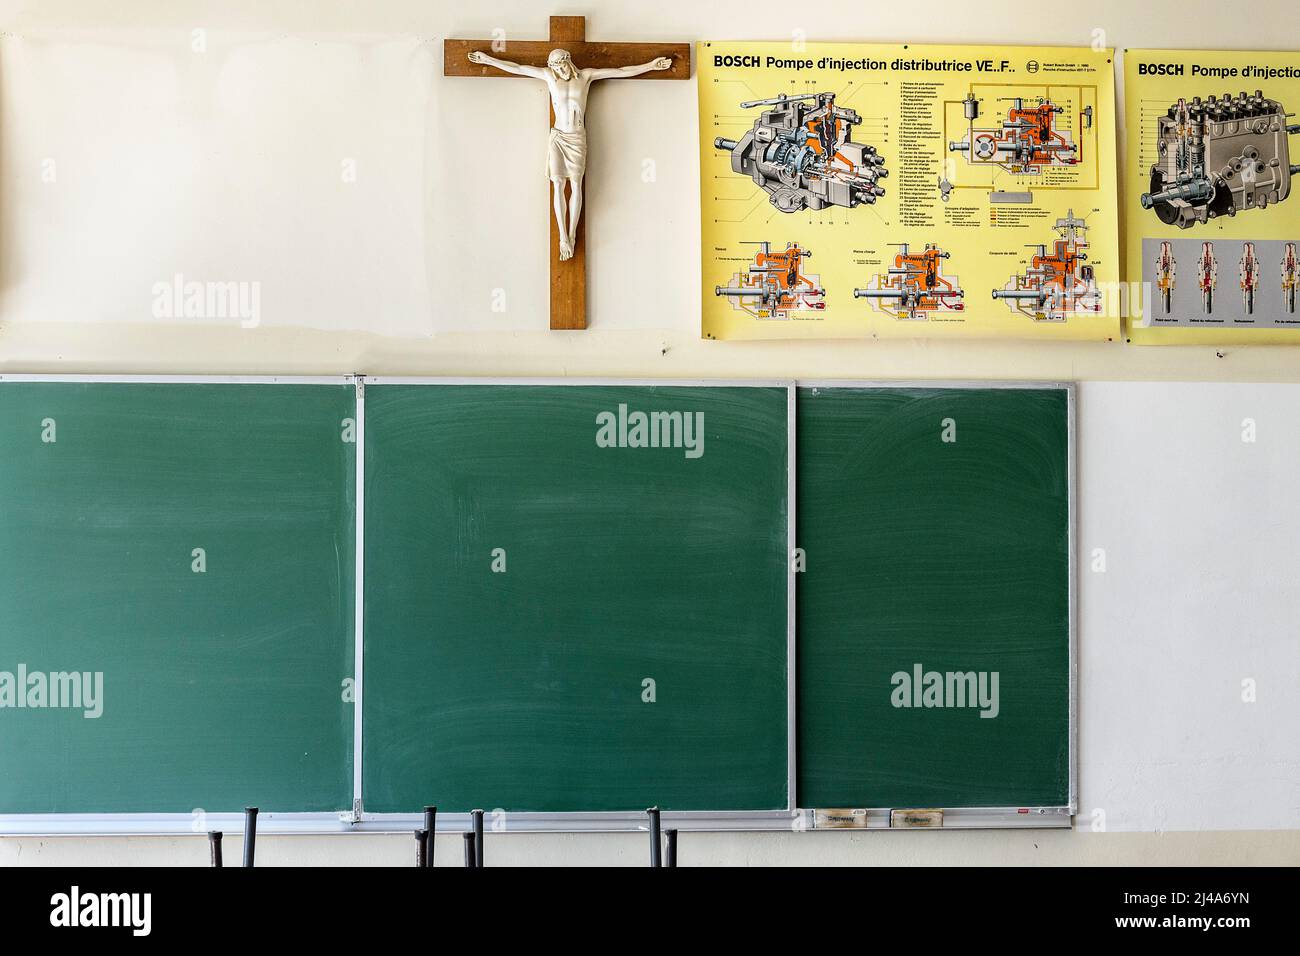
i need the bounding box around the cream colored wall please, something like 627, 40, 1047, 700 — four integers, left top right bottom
4, 830, 1299, 868
1, 0, 1298, 383
1, 0, 1298, 866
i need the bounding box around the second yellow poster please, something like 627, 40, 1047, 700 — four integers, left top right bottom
1125, 49, 1300, 344
698, 41, 1119, 341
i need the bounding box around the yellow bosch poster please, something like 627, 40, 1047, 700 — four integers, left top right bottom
1125, 50, 1300, 344
698, 41, 1119, 341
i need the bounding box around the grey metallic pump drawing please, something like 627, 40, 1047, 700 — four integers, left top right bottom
1141, 91, 1300, 228
714, 92, 887, 213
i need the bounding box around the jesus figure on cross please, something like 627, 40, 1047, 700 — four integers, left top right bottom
467, 48, 673, 260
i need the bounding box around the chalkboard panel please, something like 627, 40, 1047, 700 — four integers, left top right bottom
0, 381, 356, 815
1, 377, 1070, 827
362, 383, 791, 814
797, 385, 1071, 810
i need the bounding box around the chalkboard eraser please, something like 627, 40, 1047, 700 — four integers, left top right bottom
889, 808, 943, 829
813, 808, 869, 829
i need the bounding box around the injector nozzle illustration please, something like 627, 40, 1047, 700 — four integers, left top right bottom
1282, 243, 1299, 315
1239, 242, 1260, 315
1154, 240, 1177, 315
1197, 241, 1218, 314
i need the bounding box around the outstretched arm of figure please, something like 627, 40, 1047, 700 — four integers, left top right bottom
467, 50, 548, 79
586, 56, 673, 82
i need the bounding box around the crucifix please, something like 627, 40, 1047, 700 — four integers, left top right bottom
445, 16, 690, 330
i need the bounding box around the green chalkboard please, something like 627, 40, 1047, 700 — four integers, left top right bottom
362, 383, 790, 814
0, 381, 356, 815
797, 385, 1071, 810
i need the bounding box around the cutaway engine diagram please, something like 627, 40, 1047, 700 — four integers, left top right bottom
949, 94, 1088, 174
853, 243, 965, 320
1197, 241, 1218, 314
1283, 243, 1299, 315
715, 241, 825, 319
1239, 242, 1260, 315
1141, 92, 1300, 228
1154, 241, 1177, 315
992, 210, 1101, 322
715, 92, 888, 213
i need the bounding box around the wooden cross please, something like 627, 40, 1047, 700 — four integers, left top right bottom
445, 16, 690, 330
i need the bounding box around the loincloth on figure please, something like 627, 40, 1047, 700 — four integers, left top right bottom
546, 128, 587, 180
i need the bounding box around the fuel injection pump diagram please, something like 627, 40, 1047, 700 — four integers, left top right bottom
1141, 92, 1300, 228
992, 210, 1102, 322
1283, 243, 1299, 314
697, 44, 1121, 341
714, 241, 825, 320
1154, 241, 1177, 315
853, 243, 965, 320
1197, 242, 1219, 314
715, 92, 888, 213
1239, 242, 1260, 315
949, 92, 1091, 175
